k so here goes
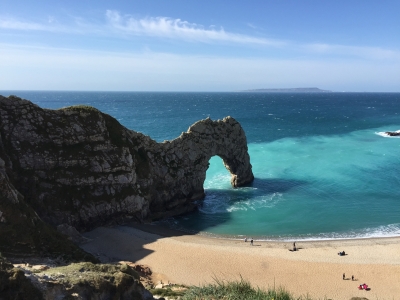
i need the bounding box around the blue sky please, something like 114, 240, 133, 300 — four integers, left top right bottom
1, 0, 399, 91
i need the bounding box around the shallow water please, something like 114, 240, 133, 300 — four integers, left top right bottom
3, 91, 400, 240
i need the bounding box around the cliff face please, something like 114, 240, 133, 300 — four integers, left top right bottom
0, 258, 153, 300
0, 95, 253, 255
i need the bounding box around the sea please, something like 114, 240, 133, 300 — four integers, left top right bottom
2, 91, 400, 241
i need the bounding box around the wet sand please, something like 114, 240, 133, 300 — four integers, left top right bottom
81, 223, 400, 299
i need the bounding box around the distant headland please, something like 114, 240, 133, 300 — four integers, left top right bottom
240, 87, 332, 93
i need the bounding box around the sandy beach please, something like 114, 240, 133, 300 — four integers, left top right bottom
81, 223, 400, 299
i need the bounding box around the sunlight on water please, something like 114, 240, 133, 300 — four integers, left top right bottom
196, 126, 400, 239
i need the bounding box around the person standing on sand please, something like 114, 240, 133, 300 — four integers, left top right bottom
293, 241, 296, 251
343, 273, 345, 280
250, 238, 253, 246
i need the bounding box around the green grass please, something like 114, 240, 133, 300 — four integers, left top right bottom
59, 105, 100, 113
181, 278, 314, 300
45, 262, 138, 279
150, 286, 186, 298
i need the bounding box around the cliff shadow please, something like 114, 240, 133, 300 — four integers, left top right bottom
79, 221, 204, 263
79, 177, 308, 263
80, 225, 156, 263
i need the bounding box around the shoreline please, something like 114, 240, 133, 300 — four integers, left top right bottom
136, 221, 400, 246
81, 222, 400, 299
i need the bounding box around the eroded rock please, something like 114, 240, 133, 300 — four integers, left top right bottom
6, 260, 154, 300
0, 95, 253, 257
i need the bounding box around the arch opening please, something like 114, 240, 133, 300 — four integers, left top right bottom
205, 155, 232, 190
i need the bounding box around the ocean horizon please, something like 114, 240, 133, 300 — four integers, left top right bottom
2, 90, 400, 241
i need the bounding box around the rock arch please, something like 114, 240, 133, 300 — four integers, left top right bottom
0, 95, 254, 226
148, 117, 254, 218
175, 116, 253, 187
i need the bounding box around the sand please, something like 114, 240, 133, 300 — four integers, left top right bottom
81, 223, 400, 299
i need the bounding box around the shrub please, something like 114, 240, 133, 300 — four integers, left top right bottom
182, 278, 314, 300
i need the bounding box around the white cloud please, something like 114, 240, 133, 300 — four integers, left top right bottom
0, 11, 284, 46
2, 11, 399, 62
105, 10, 282, 46
0, 18, 49, 31
0, 44, 399, 92
0, 16, 77, 34
246, 23, 258, 29
303, 43, 400, 60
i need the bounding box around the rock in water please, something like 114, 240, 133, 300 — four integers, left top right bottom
385, 131, 400, 136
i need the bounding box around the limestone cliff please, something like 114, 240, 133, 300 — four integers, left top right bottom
0, 95, 253, 256
0, 258, 153, 300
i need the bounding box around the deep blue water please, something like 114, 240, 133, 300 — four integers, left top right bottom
2, 91, 400, 240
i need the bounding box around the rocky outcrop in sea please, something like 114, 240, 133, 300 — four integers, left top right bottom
385, 131, 400, 136
0, 95, 253, 259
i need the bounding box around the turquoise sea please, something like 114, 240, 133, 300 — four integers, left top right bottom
3, 91, 400, 241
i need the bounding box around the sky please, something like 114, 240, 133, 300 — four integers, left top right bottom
1, 0, 399, 92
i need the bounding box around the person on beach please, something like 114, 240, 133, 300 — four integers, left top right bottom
244, 237, 247, 242
352, 275, 354, 281
293, 242, 296, 251
343, 273, 345, 280
250, 238, 253, 246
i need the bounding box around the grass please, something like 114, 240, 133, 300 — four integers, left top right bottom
44, 262, 139, 279
150, 285, 187, 298
59, 105, 100, 113
40, 262, 142, 297
181, 277, 315, 300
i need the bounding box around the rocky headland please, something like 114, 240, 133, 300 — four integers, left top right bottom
0, 94, 253, 299
0, 94, 253, 260
240, 87, 331, 93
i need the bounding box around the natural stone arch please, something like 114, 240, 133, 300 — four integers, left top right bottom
149, 117, 254, 218
0, 95, 254, 227
185, 116, 254, 188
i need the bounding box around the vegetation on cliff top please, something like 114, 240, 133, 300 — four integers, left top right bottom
150, 278, 321, 300
0, 257, 150, 300
59, 104, 101, 113
182, 278, 315, 300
